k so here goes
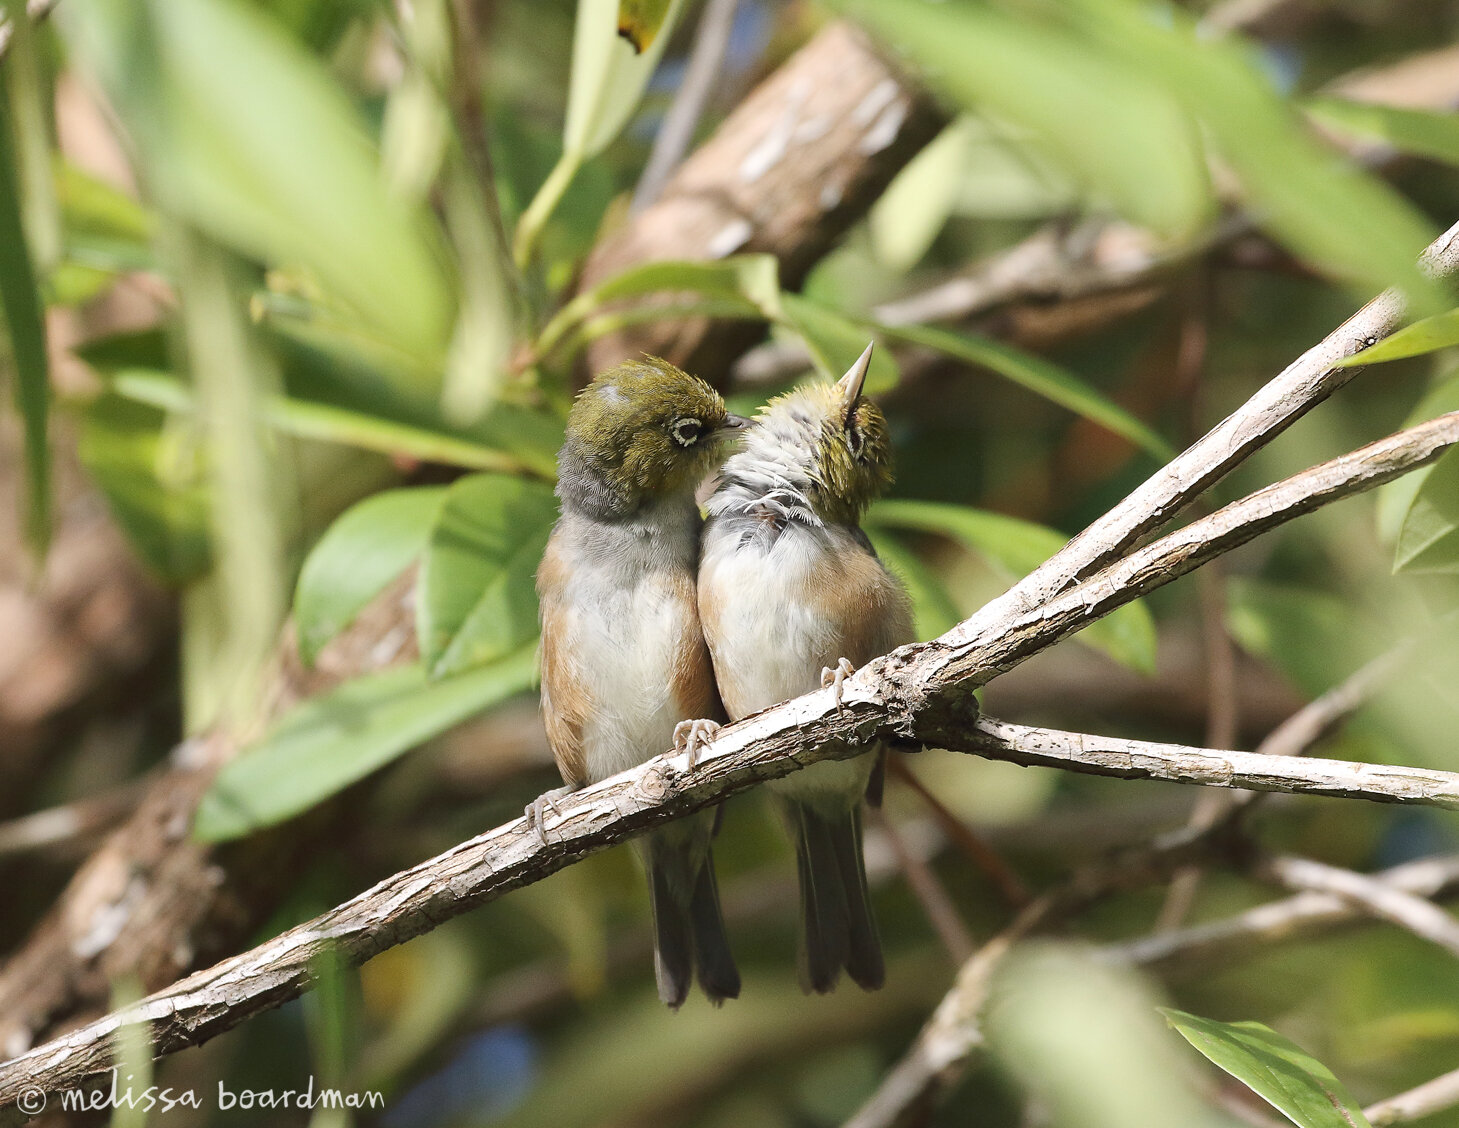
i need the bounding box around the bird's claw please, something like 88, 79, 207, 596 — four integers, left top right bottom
524, 784, 577, 845
673, 718, 722, 771
821, 657, 857, 713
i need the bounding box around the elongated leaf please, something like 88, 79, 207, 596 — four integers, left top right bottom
1053, 0, 1446, 316
194, 647, 538, 841
1393, 447, 1459, 574
60, 0, 452, 358
780, 295, 899, 394
419, 473, 559, 677
836, 0, 1212, 240
1377, 375, 1459, 549
867, 499, 1158, 673
0, 79, 51, 551
538, 254, 781, 357
1305, 97, 1459, 169
564, 0, 687, 160
884, 323, 1175, 461
1337, 308, 1459, 367
617, 0, 674, 52
76, 395, 212, 583
102, 366, 542, 475
295, 487, 449, 665
1161, 1008, 1372, 1128
515, 0, 687, 263
870, 117, 979, 271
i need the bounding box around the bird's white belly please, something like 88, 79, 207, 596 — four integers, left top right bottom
574, 577, 691, 783
701, 530, 874, 803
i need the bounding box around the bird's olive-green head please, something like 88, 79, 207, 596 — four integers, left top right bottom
557, 356, 747, 518
721, 344, 893, 527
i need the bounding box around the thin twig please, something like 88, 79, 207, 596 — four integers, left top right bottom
908, 410, 1459, 693
1255, 642, 1413, 760
889, 757, 1031, 908
1105, 854, 1459, 971
870, 807, 975, 965
631, 0, 739, 214
851, 849, 1459, 1128
843, 818, 1245, 1128
1365, 1066, 1459, 1126
936, 219, 1459, 658
1156, 271, 1228, 934
1263, 855, 1459, 961
0, 783, 146, 859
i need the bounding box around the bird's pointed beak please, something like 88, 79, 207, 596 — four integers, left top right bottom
724, 412, 752, 431
835, 342, 874, 423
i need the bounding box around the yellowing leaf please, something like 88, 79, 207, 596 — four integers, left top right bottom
617, 0, 674, 52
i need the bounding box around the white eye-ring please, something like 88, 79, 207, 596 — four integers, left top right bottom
671, 417, 704, 447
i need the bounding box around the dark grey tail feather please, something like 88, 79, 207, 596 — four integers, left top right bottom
643, 828, 739, 1009
689, 856, 741, 1003
647, 857, 694, 1009
831, 807, 884, 989
784, 799, 883, 994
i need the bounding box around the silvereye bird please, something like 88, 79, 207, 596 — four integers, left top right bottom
699, 344, 912, 994
534, 355, 748, 1009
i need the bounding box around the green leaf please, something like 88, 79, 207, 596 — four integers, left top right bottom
1305, 97, 1459, 169
1053, 0, 1446, 316
616, 0, 673, 52
836, 0, 1212, 240
0, 78, 51, 551
779, 295, 900, 395
867, 499, 1158, 674
537, 254, 782, 357
56, 158, 154, 246
1161, 1008, 1372, 1128
76, 394, 213, 583
865, 528, 961, 639
295, 487, 449, 665
1377, 375, 1459, 549
419, 473, 559, 677
870, 117, 979, 271
564, 0, 686, 160
1337, 308, 1459, 367
194, 647, 538, 841
1393, 447, 1459, 574
101, 366, 544, 475
883, 323, 1175, 461
60, 0, 452, 358
514, 0, 688, 264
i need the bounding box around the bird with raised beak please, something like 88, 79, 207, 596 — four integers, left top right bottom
699, 343, 913, 993
534, 355, 749, 1008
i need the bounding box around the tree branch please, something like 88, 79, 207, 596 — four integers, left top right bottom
630, 0, 739, 214
936, 218, 1459, 657
579, 20, 943, 382
1111, 854, 1459, 972
1366, 1066, 1459, 1126
1264, 855, 1459, 961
